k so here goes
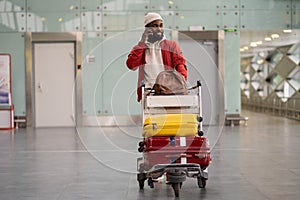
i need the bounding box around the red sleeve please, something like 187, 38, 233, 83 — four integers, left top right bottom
176, 64, 187, 80
126, 42, 147, 70
171, 41, 187, 80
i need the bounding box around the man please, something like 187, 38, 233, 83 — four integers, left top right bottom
126, 12, 187, 102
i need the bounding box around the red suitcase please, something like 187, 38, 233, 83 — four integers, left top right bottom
143, 136, 210, 171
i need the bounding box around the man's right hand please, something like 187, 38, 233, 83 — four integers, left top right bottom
141, 28, 153, 43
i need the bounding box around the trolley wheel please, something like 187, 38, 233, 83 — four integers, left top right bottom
137, 173, 146, 190
197, 177, 207, 188
148, 178, 154, 188
138, 180, 145, 190
138, 141, 145, 146
172, 183, 181, 197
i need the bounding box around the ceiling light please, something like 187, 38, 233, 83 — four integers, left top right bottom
257, 59, 264, 64
265, 37, 272, 41
243, 46, 249, 50
41, 17, 46, 21
255, 41, 263, 45
259, 52, 266, 57
250, 42, 257, 47
283, 29, 292, 33
271, 34, 280, 39
58, 17, 63, 22
168, 1, 174, 5
240, 48, 245, 52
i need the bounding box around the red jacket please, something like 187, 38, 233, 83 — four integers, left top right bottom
126, 39, 187, 102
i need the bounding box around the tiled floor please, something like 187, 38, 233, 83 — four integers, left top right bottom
0, 110, 300, 199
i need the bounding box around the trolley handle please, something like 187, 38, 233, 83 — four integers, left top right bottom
141, 81, 155, 93
144, 88, 155, 94
188, 80, 202, 90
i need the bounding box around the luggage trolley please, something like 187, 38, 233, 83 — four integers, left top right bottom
137, 81, 211, 197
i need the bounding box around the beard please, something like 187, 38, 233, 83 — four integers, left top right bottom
148, 31, 164, 43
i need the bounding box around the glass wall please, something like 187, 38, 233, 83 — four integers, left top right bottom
241, 34, 300, 120
1, 0, 299, 117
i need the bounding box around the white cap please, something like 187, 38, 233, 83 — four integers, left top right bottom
144, 12, 163, 27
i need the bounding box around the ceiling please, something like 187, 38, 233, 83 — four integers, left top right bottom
240, 29, 300, 57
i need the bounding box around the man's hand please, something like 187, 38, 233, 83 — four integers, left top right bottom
141, 28, 153, 43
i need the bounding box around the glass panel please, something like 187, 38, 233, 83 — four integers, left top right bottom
292, 9, 300, 29
129, 0, 150, 11
241, 10, 291, 30
292, 43, 300, 54
240, 65, 250, 98
288, 55, 299, 65
158, 12, 174, 30
15, 12, 26, 31
102, 0, 150, 11
173, 11, 220, 30
275, 82, 284, 98
266, 49, 284, 66
126, 12, 145, 29
93, 30, 137, 118
288, 43, 300, 63
266, 72, 282, 97
27, 12, 80, 32
80, 0, 101, 10
0, 0, 25, 12
251, 63, 259, 71
251, 73, 262, 91
241, 0, 291, 10
287, 67, 300, 91
284, 81, 296, 101
273, 74, 283, 88
82, 33, 104, 115
101, 30, 141, 115
221, 0, 239, 9
275, 81, 296, 102
103, 11, 145, 31
221, 10, 240, 29
0, 12, 26, 32
81, 11, 101, 32
288, 79, 300, 91
27, 0, 80, 12
293, 0, 300, 9
273, 56, 297, 78
102, 12, 127, 31
150, 0, 175, 11
251, 54, 264, 71
256, 65, 264, 78
173, 0, 221, 10
1, 12, 16, 30
0, 0, 26, 32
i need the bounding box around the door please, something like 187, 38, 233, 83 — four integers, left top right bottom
178, 34, 221, 125
34, 43, 75, 127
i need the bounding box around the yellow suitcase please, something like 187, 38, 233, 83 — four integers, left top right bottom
143, 114, 199, 138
